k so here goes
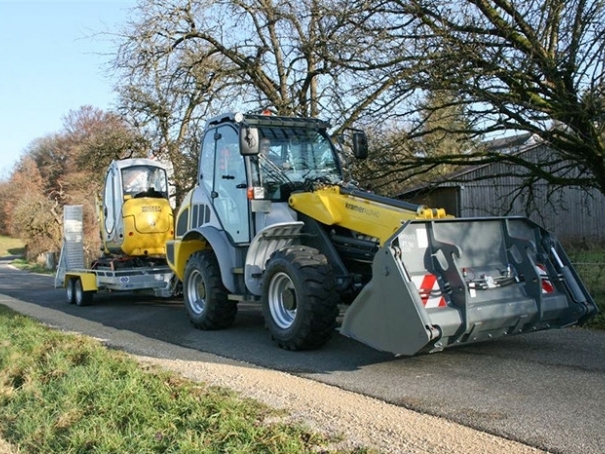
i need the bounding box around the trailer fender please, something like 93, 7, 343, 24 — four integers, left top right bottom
64, 272, 98, 292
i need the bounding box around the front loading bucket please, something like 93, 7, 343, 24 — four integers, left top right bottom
340, 216, 598, 356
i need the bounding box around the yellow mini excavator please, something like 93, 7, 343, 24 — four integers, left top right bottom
57, 158, 176, 306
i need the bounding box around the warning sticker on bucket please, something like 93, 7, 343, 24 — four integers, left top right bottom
398, 226, 428, 253
411, 274, 447, 308
416, 228, 428, 248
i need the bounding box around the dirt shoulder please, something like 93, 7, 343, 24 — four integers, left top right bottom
133, 355, 545, 454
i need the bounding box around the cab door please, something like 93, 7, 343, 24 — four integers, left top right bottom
200, 125, 250, 243
101, 163, 122, 246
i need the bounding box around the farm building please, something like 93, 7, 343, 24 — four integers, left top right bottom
397, 134, 605, 247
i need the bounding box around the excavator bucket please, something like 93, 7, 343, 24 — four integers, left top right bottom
340, 217, 598, 356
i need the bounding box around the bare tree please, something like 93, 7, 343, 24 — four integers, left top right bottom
110, 0, 421, 190
111, 0, 605, 201
357, 90, 479, 194
62, 106, 149, 171
0, 155, 60, 260
112, 7, 235, 201
351, 0, 605, 195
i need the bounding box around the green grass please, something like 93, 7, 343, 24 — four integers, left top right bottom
0, 236, 24, 258
566, 250, 605, 330
0, 306, 372, 454
8, 258, 53, 275
0, 236, 52, 274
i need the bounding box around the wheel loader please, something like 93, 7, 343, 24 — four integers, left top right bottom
176, 112, 594, 355
56, 158, 177, 306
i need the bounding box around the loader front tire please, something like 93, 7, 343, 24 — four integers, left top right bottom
262, 246, 339, 350
183, 250, 237, 330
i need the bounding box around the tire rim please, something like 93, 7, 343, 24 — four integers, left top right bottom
268, 272, 297, 329
186, 269, 206, 315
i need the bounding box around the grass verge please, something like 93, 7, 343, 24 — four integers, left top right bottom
0, 306, 371, 454
566, 250, 605, 330
0, 237, 24, 258
0, 236, 52, 275
7, 258, 52, 275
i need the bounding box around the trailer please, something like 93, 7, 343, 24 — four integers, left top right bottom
55, 159, 178, 305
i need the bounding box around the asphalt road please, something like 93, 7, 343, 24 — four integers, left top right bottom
0, 258, 603, 454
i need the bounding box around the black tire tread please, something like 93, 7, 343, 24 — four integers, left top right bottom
184, 250, 237, 330
74, 278, 93, 306
66, 278, 76, 305
262, 245, 339, 351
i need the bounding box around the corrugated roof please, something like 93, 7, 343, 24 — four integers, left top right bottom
396, 133, 542, 197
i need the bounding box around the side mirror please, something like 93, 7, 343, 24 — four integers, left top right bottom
351, 130, 368, 160
240, 127, 260, 155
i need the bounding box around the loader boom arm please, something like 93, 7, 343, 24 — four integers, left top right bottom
288, 185, 449, 245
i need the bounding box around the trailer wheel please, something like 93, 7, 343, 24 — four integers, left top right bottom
66, 278, 76, 304
262, 246, 339, 350
183, 250, 237, 330
74, 278, 93, 306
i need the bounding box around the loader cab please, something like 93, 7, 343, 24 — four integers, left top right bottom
196, 112, 360, 243
247, 125, 344, 202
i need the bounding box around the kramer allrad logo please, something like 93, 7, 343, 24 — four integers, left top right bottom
345, 202, 380, 218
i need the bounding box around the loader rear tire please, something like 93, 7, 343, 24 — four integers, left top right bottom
262, 246, 339, 350
183, 250, 237, 330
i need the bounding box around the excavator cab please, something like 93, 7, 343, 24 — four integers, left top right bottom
100, 158, 174, 257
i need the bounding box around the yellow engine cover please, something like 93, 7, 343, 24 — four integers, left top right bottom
119, 198, 174, 257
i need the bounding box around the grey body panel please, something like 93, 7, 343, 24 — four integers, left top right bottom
245, 221, 304, 295
182, 225, 243, 294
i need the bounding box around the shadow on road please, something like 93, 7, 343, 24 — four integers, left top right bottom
0, 262, 396, 374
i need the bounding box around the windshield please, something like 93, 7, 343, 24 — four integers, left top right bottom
253, 126, 342, 201
121, 165, 168, 198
